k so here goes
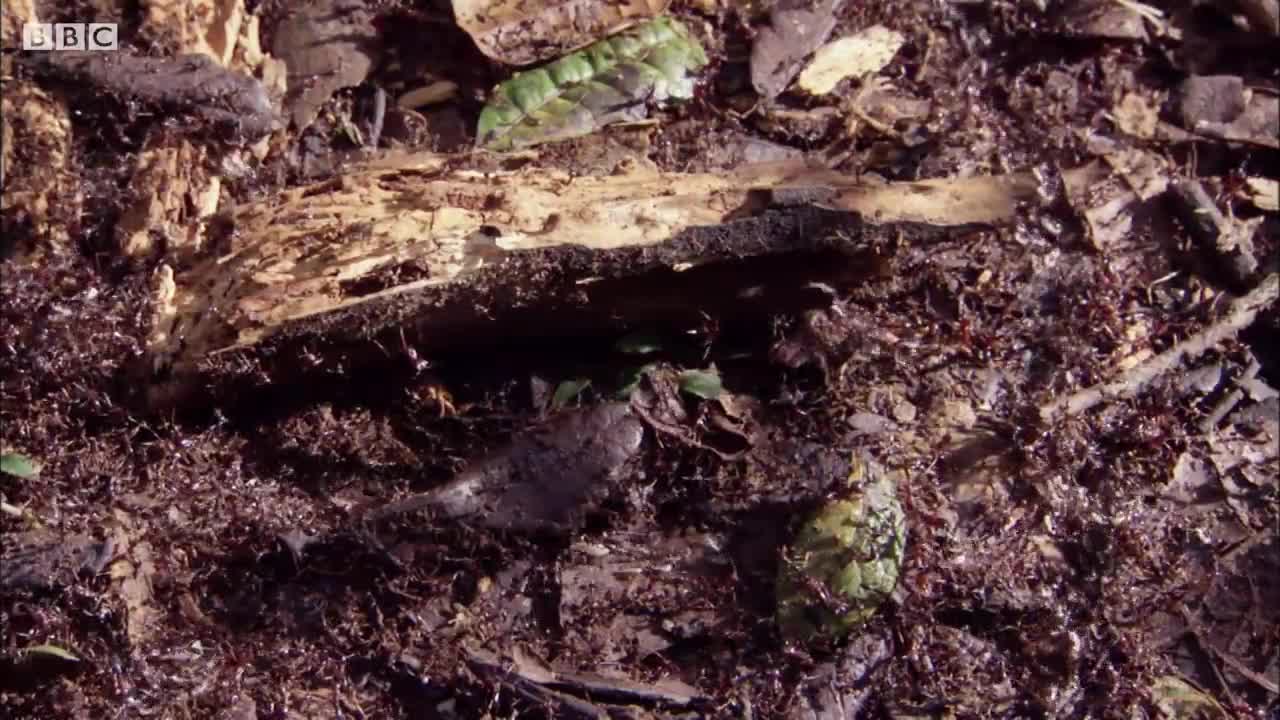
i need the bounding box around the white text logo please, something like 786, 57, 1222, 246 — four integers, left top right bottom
22, 23, 118, 51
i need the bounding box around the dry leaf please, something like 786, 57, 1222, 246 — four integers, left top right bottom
1113, 92, 1157, 138
1245, 177, 1278, 211
751, 0, 847, 99
795, 25, 904, 96
453, 0, 669, 67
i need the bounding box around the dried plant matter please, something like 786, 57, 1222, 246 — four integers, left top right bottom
454, 0, 670, 66
368, 402, 643, 532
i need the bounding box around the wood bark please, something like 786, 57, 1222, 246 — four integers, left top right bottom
143, 152, 1041, 410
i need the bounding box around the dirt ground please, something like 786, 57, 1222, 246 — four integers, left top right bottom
2, 0, 1278, 718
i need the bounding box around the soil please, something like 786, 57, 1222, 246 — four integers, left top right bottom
2, 1, 1278, 719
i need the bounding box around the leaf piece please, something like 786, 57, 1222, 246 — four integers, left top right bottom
776, 454, 906, 643
454, 0, 670, 66
677, 368, 723, 399
476, 17, 708, 151
551, 378, 592, 409
795, 25, 904, 96
750, 0, 847, 100
615, 331, 664, 355
1, 452, 41, 478
375, 403, 645, 533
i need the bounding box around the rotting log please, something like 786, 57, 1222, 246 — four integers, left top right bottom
142, 152, 1041, 411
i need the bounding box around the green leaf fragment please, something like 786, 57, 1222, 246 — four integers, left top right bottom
615, 331, 664, 355
477, 17, 709, 150
616, 363, 657, 399
677, 368, 722, 399
551, 378, 592, 409
776, 456, 907, 643
1149, 676, 1229, 720
1, 452, 41, 479
20, 644, 80, 662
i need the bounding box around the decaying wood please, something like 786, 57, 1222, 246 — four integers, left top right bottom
143, 153, 1044, 409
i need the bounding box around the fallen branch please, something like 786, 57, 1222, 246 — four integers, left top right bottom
1199, 356, 1261, 433
1039, 274, 1279, 422
1167, 180, 1259, 290
141, 153, 1046, 412
21, 50, 279, 142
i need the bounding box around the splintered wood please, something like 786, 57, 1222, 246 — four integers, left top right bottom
145, 153, 1040, 405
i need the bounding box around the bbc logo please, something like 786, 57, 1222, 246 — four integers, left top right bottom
22, 23, 118, 51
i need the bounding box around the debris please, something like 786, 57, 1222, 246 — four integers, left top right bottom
475, 17, 708, 150
0, 530, 114, 591
1039, 273, 1280, 421
1060, 0, 1157, 40
1177, 76, 1280, 149
1149, 675, 1230, 719
140, 0, 247, 66
795, 25, 904, 96
0, 80, 79, 254
453, 0, 670, 66
109, 512, 159, 645
22, 50, 279, 142
677, 367, 724, 399
0, 643, 84, 693
466, 645, 706, 713
559, 531, 730, 661
550, 377, 592, 409
751, 0, 847, 100
366, 402, 644, 532
786, 632, 892, 719
841, 168, 1042, 225
142, 156, 1034, 397
1244, 177, 1278, 211
1165, 452, 1217, 504
1233, 0, 1280, 36
775, 453, 907, 643
1111, 92, 1159, 138
0, 451, 41, 479
271, 0, 379, 132
1167, 179, 1260, 289
114, 140, 222, 262
1063, 150, 1168, 251
397, 81, 458, 109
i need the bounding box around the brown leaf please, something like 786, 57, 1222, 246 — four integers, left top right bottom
453, 0, 670, 67
271, 0, 379, 131
750, 0, 847, 100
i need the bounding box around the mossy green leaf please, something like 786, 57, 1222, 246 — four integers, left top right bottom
677, 368, 722, 399
21, 644, 80, 662
551, 378, 592, 409
776, 456, 907, 643
477, 16, 708, 150
615, 331, 664, 355
1, 452, 41, 479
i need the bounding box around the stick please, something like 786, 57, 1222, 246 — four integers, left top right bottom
1167, 180, 1259, 290
1039, 274, 1278, 422
1199, 356, 1261, 433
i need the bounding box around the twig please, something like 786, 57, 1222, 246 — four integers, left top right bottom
1167, 180, 1259, 290
1040, 274, 1279, 422
1177, 604, 1241, 710
1199, 356, 1262, 433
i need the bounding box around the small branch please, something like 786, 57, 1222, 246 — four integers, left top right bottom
1199, 356, 1261, 433
1040, 274, 1279, 422
1167, 180, 1259, 290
